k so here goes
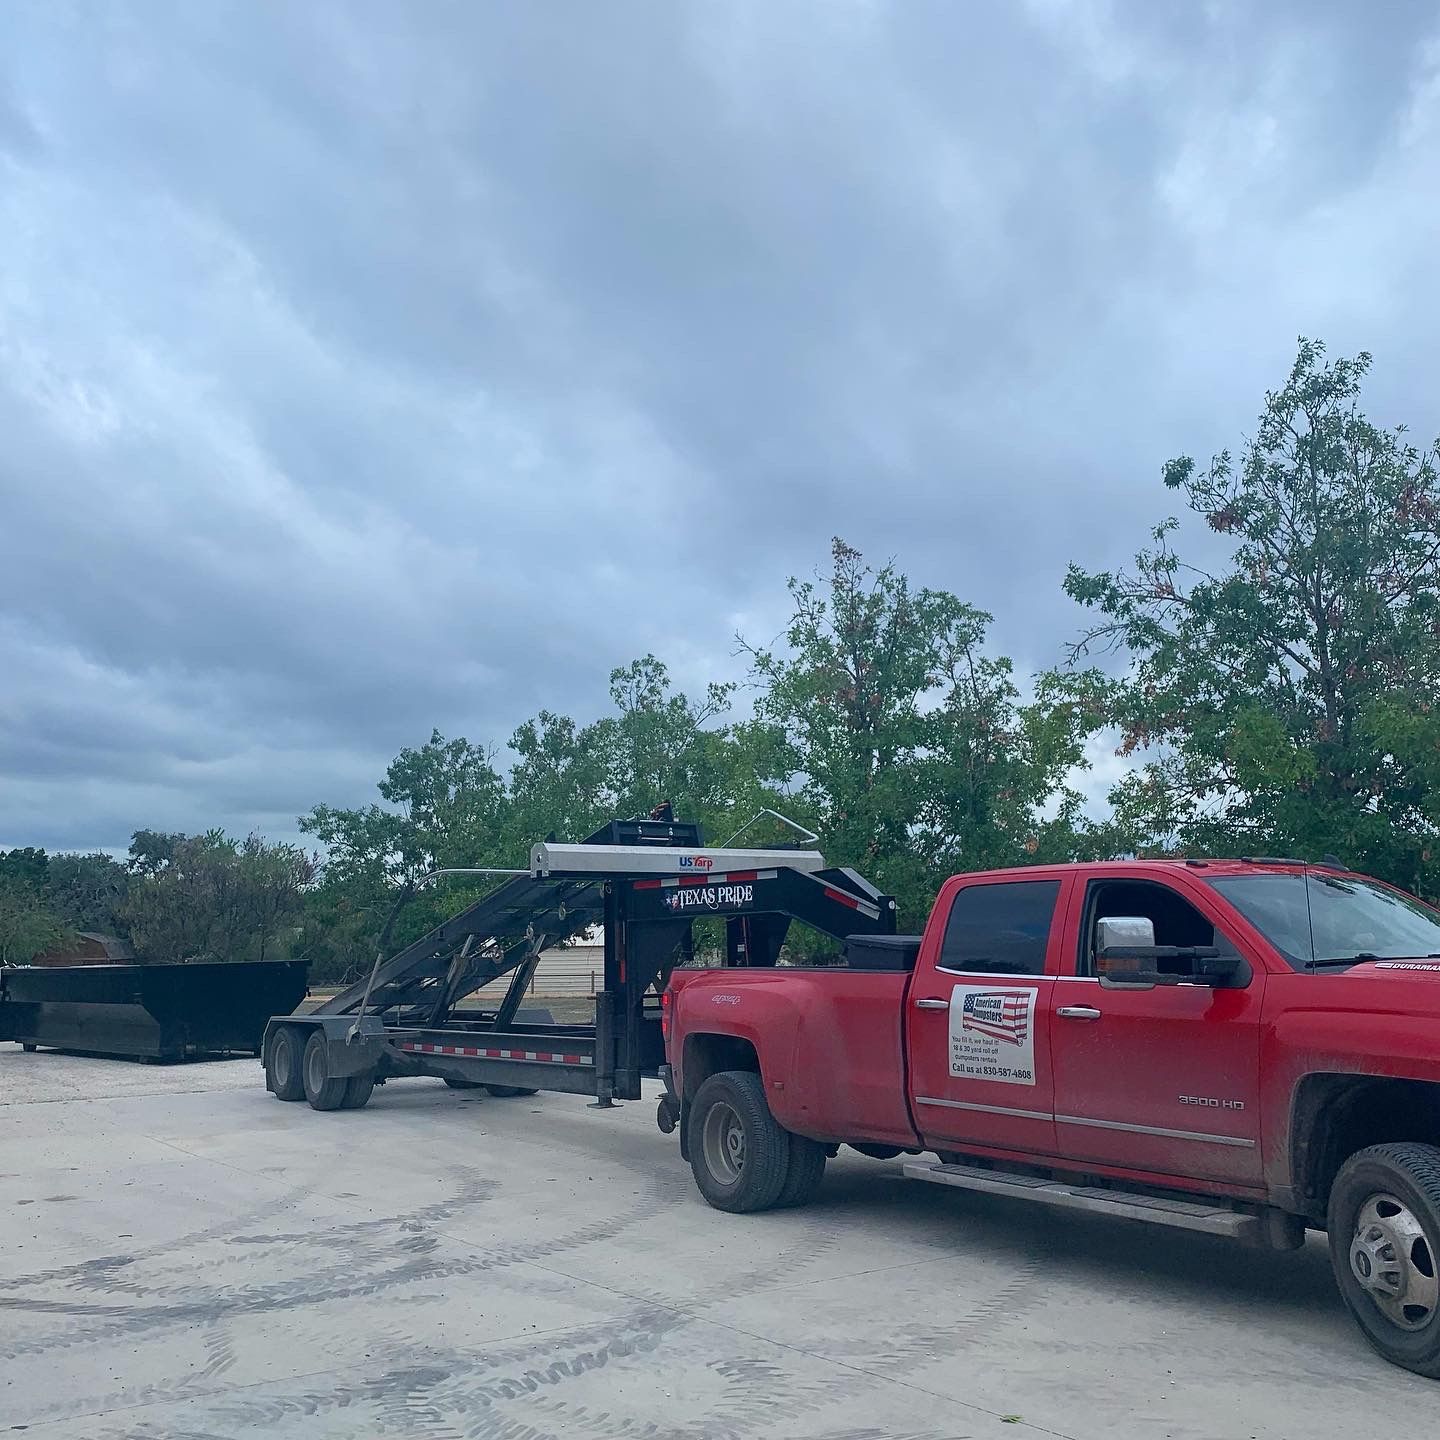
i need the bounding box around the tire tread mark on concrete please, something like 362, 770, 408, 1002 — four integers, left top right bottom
0, 1169, 675, 1364
1, 1181, 314, 1292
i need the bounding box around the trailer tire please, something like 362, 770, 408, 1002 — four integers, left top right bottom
266, 1026, 305, 1102
776, 1132, 827, 1208
339, 1073, 374, 1110
689, 1071, 791, 1214
302, 1032, 349, 1112
485, 1085, 539, 1098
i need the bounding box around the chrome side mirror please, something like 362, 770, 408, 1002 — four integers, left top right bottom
1096, 916, 1155, 953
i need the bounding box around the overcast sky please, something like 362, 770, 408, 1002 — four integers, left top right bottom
2, 0, 1438, 854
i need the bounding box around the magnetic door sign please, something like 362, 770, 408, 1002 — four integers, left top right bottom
948, 986, 1038, 1086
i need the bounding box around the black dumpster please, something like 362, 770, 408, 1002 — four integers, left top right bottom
0, 960, 310, 1060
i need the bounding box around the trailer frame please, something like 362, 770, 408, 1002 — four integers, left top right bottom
264, 813, 895, 1111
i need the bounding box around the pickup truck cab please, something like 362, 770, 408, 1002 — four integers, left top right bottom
663, 858, 1440, 1378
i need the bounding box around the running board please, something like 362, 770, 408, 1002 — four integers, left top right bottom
902, 1160, 1263, 1241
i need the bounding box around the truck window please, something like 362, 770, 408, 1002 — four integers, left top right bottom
1078, 878, 1237, 976
1206, 870, 1440, 970
938, 879, 1061, 976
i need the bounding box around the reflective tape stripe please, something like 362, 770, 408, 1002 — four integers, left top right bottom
400, 1042, 592, 1066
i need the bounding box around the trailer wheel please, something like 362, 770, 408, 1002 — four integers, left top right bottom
689, 1071, 791, 1214
339, 1073, 374, 1110
1329, 1143, 1440, 1378
776, 1132, 827, 1208
302, 1032, 349, 1112
484, 1085, 539, 1098
266, 1027, 306, 1102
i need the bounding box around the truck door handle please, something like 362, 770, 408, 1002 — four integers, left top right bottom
1056, 1005, 1102, 1021
914, 998, 950, 1011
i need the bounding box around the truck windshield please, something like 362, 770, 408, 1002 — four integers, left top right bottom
1207, 872, 1440, 970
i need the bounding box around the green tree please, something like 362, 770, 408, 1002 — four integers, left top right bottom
45, 852, 133, 937
0, 876, 73, 964
299, 732, 512, 980
590, 656, 787, 844
0, 846, 50, 893
746, 539, 1104, 928
1066, 338, 1440, 893
296, 668, 785, 982
121, 831, 315, 963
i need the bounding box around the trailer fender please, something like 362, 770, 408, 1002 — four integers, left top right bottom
263, 1014, 390, 1080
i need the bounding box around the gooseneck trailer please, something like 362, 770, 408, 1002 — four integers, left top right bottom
261, 814, 896, 1112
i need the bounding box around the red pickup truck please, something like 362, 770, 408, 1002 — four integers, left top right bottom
662, 858, 1440, 1378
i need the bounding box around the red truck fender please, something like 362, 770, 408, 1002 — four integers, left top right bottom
668, 967, 920, 1150
1262, 981, 1440, 1216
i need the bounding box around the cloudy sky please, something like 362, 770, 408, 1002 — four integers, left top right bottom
2, 0, 1438, 854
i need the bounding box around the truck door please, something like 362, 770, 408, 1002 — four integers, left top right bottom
906, 875, 1067, 1159
1049, 873, 1264, 1187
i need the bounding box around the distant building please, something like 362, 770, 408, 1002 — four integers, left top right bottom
31, 932, 137, 967
472, 931, 604, 1000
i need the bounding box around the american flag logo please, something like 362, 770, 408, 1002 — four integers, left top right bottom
961, 991, 1030, 1046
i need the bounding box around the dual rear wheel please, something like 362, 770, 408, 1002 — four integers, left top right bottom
265, 1028, 371, 1111
689, 1070, 826, 1213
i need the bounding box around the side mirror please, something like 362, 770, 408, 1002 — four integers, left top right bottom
1096, 916, 1245, 988
1096, 916, 1154, 952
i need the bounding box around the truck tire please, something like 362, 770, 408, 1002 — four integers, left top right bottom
776, 1132, 827, 1208
484, 1085, 539, 1098
302, 1032, 349, 1112
339, 1072, 374, 1110
1328, 1142, 1440, 1378
21, 1042, 37, 1053
266, 1027, 305, 1102
690, 1071, 791, 1213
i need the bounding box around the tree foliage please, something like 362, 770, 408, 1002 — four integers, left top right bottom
120, 831, 316, 964
45, 852, 134, 937
296, 658, 784, 981
744, 539, 1107, 927
1066, 338, 1440, 893
0, 875, 75, 965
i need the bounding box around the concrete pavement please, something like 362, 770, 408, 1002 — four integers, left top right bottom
2, 1041, 1433, 1439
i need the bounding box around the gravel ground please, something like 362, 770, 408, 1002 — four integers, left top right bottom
2, 1041, 1435, 1439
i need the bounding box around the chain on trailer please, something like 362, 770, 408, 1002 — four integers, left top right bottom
261, 808, 897, 1113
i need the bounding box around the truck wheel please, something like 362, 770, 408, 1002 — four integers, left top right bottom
1329, 1143, 1440, 1378
339, 1073, 374, 1110
266, 1027, 306, 1102
21, 1042, 38, 1054
484, 1085, 539, 1098
776, 1133, 827, 1208
302, 1032, 349, 1112
689, 1071, 791, 1214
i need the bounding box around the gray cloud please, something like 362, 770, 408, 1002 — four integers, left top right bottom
2, 0, 1439, 851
